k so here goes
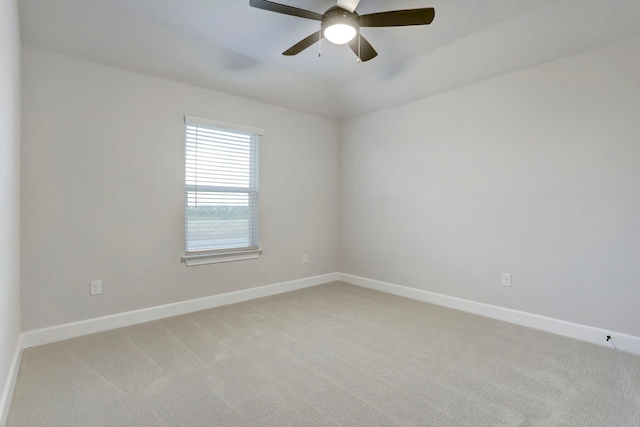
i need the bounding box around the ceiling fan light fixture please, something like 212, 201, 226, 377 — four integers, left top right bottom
324, 23, 357, 44
322, 10, 359, 45
249, 0, 435, 62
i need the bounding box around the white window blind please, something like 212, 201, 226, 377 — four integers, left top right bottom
184, 116, 262, 260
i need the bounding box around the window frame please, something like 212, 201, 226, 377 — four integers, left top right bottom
182, 115, 263, 266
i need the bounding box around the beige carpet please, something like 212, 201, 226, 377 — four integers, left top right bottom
6, 282, 640, 426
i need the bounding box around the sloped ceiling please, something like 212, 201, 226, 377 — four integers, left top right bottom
17, 0, 640, 120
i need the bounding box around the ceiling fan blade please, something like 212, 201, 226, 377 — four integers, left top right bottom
337, 0, 361, 13
283, 31, 322, 56
360, 8, 435, 27
249, 0, 322, 21
348, 34, 378, 62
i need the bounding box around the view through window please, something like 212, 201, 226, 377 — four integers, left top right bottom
184, 116, 261, 256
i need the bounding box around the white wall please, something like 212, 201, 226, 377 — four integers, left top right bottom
340, 35, 640, 337
0, 0, 21, 417
21, 47, 339, 331
19, 23, 640, 340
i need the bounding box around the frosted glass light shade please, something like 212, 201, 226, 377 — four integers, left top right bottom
323, 23, 357, 45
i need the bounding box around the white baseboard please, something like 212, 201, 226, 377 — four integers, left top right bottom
4, 270, 640, 423
339, 273, 640, 356
0, 335, 23, 427
22, 273, 339, 349
14, 270, 640, 362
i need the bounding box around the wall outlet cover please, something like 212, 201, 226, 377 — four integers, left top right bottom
501, 273, 512, 287
90, 280, 102, 295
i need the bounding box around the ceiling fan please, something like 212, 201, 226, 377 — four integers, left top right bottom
249, 0, 435, 62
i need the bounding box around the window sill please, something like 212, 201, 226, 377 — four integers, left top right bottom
182, 248, 263, 266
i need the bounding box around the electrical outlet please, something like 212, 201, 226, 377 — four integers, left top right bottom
501, 273, 512, 287
302, 253, 308, 264
90, 280, 102, 296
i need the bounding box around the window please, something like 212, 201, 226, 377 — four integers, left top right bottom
183, 116, 263, 266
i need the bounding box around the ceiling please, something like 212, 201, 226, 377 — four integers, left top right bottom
17, 0, 640, 120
